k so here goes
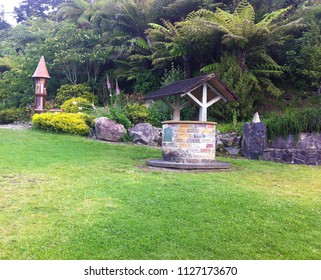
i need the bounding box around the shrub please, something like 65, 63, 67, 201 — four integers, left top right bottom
0, 107, 31, 124
147, 100, 172, 127
55, 84, 96, 106
133, 71, 161, 95
125, 103, 150, 125
161, 64, 184, 87
108, 107, 132, 129
265, 108, 321, 139
32, 112, 90, 136
61, 97, 93, 113
217, 122, 244, 135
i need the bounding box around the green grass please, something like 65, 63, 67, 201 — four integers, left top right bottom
0, 129, 321, 260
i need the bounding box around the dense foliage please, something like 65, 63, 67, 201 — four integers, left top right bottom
266, 107, 321, 139
60, 97, 93, 113
0, 107, 31, 124
1, 0, 321, 124
32, 112, 90, 135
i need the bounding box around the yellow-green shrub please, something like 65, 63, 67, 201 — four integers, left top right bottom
32, 113, 90, 136
61, 97, 93, 113
125, 103, 150, 125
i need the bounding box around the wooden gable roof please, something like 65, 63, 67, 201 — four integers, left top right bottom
145, 74, 239, 101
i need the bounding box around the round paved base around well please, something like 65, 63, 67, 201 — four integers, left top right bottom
146, 159, 231, 170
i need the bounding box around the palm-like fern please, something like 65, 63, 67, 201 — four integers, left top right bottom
184, 0, 301, 73
56, 0, 94, 28
183, 0, 304, 96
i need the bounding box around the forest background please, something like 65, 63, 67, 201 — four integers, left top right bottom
1, 0, 321, 124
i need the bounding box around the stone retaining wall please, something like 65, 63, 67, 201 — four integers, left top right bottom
241, 121, 321, 165
162, 121, 216, 164
263, 132, 321, 165
263, 148, 321, 165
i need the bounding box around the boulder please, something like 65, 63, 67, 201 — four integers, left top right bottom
225, 147, 241, 156
242, 122, 267, 160
128, 123, 162, 146
217, 132, 238, 147
95, 117, 126, 142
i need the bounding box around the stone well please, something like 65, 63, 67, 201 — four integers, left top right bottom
147, 121, 230, 169
162, 121, 216, 163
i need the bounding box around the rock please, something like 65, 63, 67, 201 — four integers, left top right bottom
128, 123, 162, 146
95, 117, 126, 142
216, 139, 225, 150
233, 136, 242, 147
217, 132, 238, 147
252, 112, 261, 123
225, 147, 241, 156
242, 122, 267, 160
89, 128, 96, 139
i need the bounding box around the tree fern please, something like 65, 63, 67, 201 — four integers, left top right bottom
234, 0, 255, 22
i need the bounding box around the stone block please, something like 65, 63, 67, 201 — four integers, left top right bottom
200, 138, 213, 144
194, 133, 206, 138
178, 128, 187, 134
187, 129, 198, 133
187, 138, 201, 143
201, 148, 212, 153
200, 128, 213, 134
185, 159, 201, 164
178, 133, 189, 139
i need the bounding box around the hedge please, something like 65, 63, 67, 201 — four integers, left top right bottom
32, 112, 90, 136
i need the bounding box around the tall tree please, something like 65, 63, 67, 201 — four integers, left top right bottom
182, 0, 303, 95
14, 0, 65, 22
56, 0, 95, 28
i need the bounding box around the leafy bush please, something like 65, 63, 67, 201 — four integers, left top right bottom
0, 107, 31, 124
265, 108, 321, 139
147, 100, 172, 127
125, 103, 150, 125
108, 107, 132, 129
61, 97, 93, 113
32, 112, 90, 136
217, 122, 244, 135
133, 71, 161, 95
55, 84, 96, 106
161, 64, 184, 87
206, 54, 259, 122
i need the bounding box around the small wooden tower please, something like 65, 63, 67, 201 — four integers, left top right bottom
32, 56, 50, 113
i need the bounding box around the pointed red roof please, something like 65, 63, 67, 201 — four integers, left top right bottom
32, 56, 50, 79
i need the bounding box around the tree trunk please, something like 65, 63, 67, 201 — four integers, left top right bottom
237, 50, 247, 73
183, 56, 191, 79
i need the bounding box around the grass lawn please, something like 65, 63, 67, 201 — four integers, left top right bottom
0, 128, 320, 260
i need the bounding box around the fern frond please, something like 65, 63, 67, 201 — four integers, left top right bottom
234, 0, 255, 22
257, 7, 290, 28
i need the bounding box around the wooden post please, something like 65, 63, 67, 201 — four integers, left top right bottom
173, 95, 181, 121
199, 84, 207, 121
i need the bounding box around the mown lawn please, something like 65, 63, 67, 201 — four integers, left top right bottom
0, 129, 320, 260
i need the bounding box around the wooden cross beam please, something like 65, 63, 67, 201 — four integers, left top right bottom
161, 96, 191, 121
183, 84, 223, 121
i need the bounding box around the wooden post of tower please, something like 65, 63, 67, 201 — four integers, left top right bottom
32, 56, 50, 113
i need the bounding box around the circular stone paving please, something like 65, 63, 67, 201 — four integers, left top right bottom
146, 159, 231, 170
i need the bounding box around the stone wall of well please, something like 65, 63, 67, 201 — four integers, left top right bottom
162, 121, 216, 164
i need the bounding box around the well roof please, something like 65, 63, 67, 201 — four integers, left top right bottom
145, 74, 239, 101
32, 56, 50, 79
